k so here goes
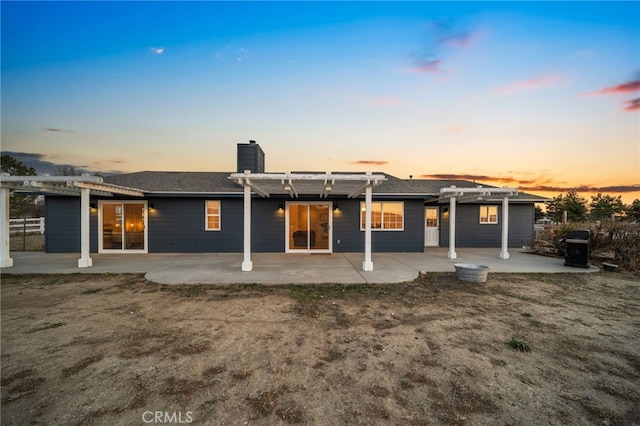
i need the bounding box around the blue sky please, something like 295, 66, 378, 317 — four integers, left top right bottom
2, 1, 639, 202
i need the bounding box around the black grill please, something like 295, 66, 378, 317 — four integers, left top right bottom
560, 230, 590, 268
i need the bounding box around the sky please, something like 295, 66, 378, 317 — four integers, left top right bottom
1, 1, 639, 203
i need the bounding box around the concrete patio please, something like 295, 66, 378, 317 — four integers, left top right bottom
1, 248, 598, 284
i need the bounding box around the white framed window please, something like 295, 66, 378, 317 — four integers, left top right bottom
360, 201, 404, 231
479, 205, 498, 224
205, 200, 221, 231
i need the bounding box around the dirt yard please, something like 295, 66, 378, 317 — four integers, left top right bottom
9, 234, 44, 251
1, 272, 639, 425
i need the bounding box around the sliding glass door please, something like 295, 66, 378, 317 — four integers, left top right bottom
100, 201, 147, 252
286, 202, 332, 253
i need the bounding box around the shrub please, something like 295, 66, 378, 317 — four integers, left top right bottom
535, 220, 640, 271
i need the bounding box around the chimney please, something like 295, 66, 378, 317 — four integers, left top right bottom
237, 140, 265, 173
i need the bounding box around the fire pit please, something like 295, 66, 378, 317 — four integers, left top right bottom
454, 263, 489, 282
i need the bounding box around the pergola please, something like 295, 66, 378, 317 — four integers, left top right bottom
439, 185, 518, 260
229, 171, 387, 272
0, 175, 144, 268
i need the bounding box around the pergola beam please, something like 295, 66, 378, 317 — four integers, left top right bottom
73, 181, 144, 197
229, 171, 387, 272
320, 179, 334, 198
440, 185, 518, 260
0, 174, 145, 269
283, 178, 298, 198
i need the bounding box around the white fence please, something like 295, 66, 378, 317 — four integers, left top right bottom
9, 217, 45, 235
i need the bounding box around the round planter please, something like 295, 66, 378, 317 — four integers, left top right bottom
454, 263, 489, 283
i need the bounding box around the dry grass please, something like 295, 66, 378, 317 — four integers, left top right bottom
1, 272, 638, 425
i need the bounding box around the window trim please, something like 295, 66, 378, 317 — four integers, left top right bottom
205, 200, 221, 231
360, 201, 404, 231
479, 205, 498, 224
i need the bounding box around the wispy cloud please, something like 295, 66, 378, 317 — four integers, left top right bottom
151, 47, 164, 55
42, 128, 73, 133
371, 96, 401, 107
407, 59, 443, 75
582, 76, 640, 112
623, 98, 640, 111
420, 173, 536, 184
493, 74, 563, 95
420, 173, 639, 194
408, 19, 476, 75
351, 160, 389, 166
583, 79, 640, 96
520, 184, 640, 193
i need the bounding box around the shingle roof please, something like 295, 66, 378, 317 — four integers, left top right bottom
374, 175, 549, 201
104, 171, 242, 193
103, 171, 548, 201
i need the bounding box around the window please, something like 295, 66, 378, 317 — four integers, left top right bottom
360, 202, 404, 230
479, 205, 498, 224
205, 201, 221, 230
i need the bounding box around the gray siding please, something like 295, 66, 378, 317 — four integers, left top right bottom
44, 197, 99, 253
251, 199, 285, 252
332, 198, 424, 252
44, 195, 534, 254
438, 203, 534, 248
147, 198, 243, 252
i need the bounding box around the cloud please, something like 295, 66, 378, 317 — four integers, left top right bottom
409, 19, 476, 75
584, 80, 640, 96
420, 173, 534, 184
623, 98, 640, 111
582, 77, 640, 112
151, 47, 164, 55
493, 74, 563, 95
520, 184, 640, 193
428, 19, 475, 49
419, 173, 640, 194
42, 128, 73, 133
0, 151, 122, 175
407, 59, 444, 75
350, 160, 389, 166
371, 96, 401, 107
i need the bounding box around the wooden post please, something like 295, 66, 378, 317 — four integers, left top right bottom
1, 187, 14, 268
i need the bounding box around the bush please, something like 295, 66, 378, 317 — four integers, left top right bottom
534, 220, 640, 271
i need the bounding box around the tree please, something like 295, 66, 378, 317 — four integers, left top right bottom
1, 154, 36, 176
534, 205, 545, 221
545, 191, 588, 223
625, 199, 640, 221
589, 193, 624, 220
565, 191, 588, 222
545, 194, 565, 223
0, 154, 39, 218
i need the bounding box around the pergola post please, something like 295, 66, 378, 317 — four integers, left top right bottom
447, 196, 457, 259
77, 187, 92, 268
1, 187, 13, 268
499, 196, 510, 259
241, 180, 253, 272
362, 181, 373, 271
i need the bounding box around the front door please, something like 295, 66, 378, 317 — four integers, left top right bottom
99, 201, 148, 253
424, 207, 439, 247
286, 202, 332, 253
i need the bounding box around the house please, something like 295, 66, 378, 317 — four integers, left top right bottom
1, 141, 547, 270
